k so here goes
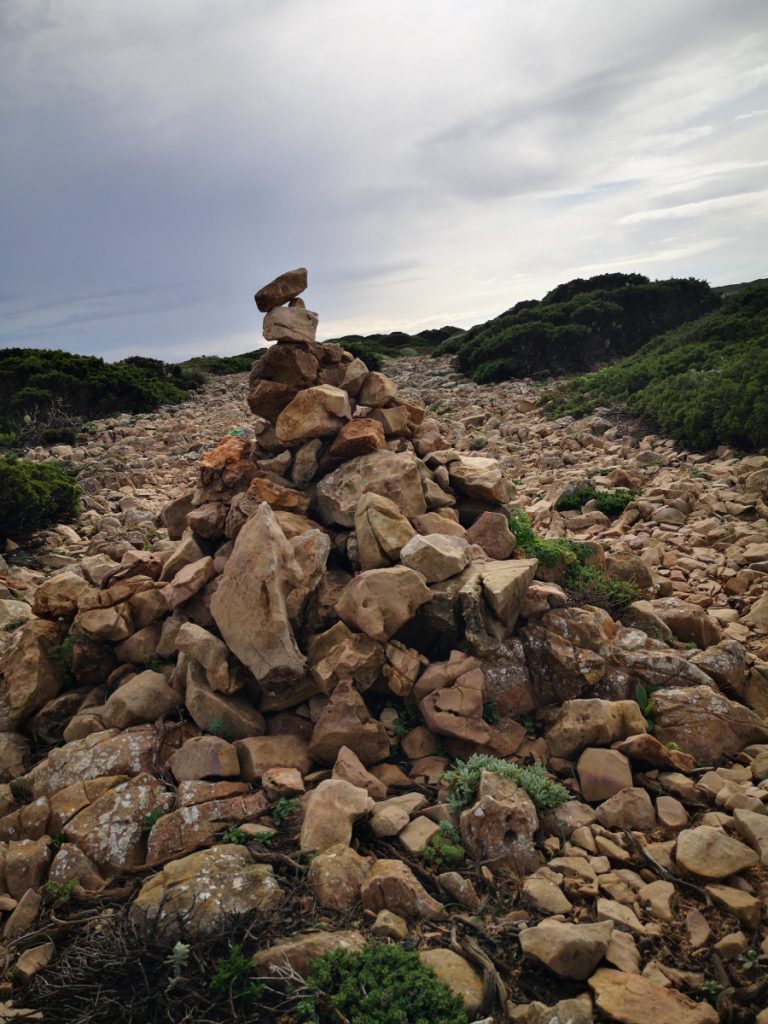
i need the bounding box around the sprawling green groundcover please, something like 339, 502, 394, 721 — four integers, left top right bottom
434, 273, 717, 383
544, 282, 768, 451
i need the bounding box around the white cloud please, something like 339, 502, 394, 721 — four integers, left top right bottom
1, 0, 767, 357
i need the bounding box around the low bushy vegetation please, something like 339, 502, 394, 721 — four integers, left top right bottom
329, 325, 463, 370
0, 456, 79, 543
543, 282, 768, 451
299, 941, 468, 1024
420, 821, 465, 869
509, 508, 640, 612
0, 347, 268, 448
555, 485, 636, 517
436, 273, 717, 383
442, 753, 570, 812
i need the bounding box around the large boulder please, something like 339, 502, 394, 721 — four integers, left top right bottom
336, 566, 432, 642
254, 267, 307, 311
0, 620, 65, 731
211, 503, 328, 690
315, 450, 427, 527
275, 385, 351, 445
652, 685, 768, 762
132, 845, 282, 942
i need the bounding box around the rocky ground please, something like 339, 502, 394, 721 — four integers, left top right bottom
0, 299, 767, 1023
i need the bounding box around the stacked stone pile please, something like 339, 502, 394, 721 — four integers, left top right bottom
0, 270, 766, 1021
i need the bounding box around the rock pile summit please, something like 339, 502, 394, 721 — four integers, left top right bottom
0, 269, 766, 1022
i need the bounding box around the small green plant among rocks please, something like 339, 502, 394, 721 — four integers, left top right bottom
442, 753, 570, 812
206, 716, 235, 741
565, 564, 641, 614
482, 701, 501, 724
635, 684, 657, 732
141, 808, 166, 835
298, 941, 468, 1024
272, 797, 300, 829
210, 944, 264, 1006
164, 941, 190, 992
508, 508, 594, 569
43, 879, 78, 905
420, 821, 465, 870
555, 485, 636, 517
220, 825, 248, 845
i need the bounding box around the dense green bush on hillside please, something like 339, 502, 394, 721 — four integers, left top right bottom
544, 283, 768, 451
178, 350, 264, 376
0, 456, 79, 542
0, 349, 201, 436
437, 274, 717, 382
328, 324, 464, 370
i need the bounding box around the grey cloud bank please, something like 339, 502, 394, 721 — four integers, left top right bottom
1, 0, 766, 360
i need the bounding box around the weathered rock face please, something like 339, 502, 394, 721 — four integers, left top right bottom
315, 450, 428, 527
520, 920, 614, 980
589, 968, 719, 1024
254, 267, 308, 312
131, 845, 282, 942
211, 503, 327, 689
275, 385, 351, 444
460, 773, 540, 876
546, 699, 648, 760
354, 493, 416, 570
675, 826, 759, 879
299, 779, 374, 852
0, 620, 65, 731
336, 566, 432, 642
652, 685, 768, 762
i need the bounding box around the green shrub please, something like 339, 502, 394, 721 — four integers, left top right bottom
40, 426, 77, 446
210, 944, 264, 1005
508, 508, 594, 568
0, 456, 79, 542
449, 274, 716, 383
565, 565, 641, 615
555, 486, 636, 517
420, 821, 465, 869
299, 941, 468, 1024
544, 283, 768, 451
442, 753, 570, 812
220, 826, 248, 845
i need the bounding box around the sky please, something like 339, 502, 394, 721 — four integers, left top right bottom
1, 0, 767, 362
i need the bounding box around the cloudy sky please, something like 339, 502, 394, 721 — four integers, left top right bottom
1, 0, 767, 361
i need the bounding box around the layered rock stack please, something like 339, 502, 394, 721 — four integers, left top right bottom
0, 269, 766, 1022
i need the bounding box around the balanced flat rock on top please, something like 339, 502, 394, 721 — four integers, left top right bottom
255, 268, 308, 312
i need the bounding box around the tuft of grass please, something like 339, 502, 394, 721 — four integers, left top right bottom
442, 753, 570, 812
565, 564, 641, 615
555, 486, 636, 517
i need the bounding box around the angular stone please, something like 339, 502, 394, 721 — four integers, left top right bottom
275, 385, 351, 445
360, 859, 444, 920
307, 842, 372, 911
167, 736, 240, 781
211, 504, 322, 687
577, 748, 633, 802
184, 660, 265, 739
547, 699, 648, 760
676, 826, 759, 880
308, 678, 390, 765
465, 511, 516, 560
263, 306, 318, 343
234, 735, 311, 781
652, 686, 768, 763
358, 371, 397, 407
32, 572, 95, 620
481, 559, 537, 627
146, 791, 268, 861
64, 773, 173, 873
27, 726, 158, 798
336, 566, 432, 642
175, 622, 233, 694
419, 949, 484, 1016
354, 493, 416, 570
300, 779, 374, 853
132, 845, 281, 942
254, 267, 307, 311
324, 418, 386, 468
400, 533, 470, 583
589, 968, 718, 1024
460, 780, 540, 876
596, 788, 656, 831
0, 620, 65, 731
520, 920, 613, 980
102, 671, 182, 730
252, 931, 365, 978
315, 450, 427, 527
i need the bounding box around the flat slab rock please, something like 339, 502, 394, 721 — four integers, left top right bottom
589, 967, 718, 1024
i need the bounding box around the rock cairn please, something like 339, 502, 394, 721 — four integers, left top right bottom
0, 269, 766, 1022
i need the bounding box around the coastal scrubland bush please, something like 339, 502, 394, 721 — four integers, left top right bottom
0, 456, 79, 542
436, 273, 716, 382
544, 282, 768, 450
